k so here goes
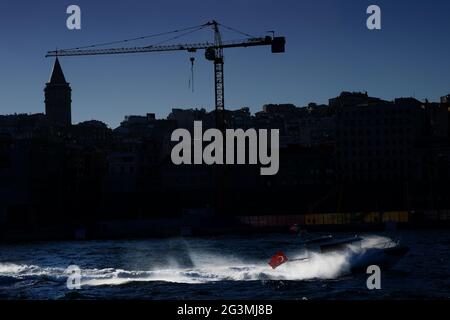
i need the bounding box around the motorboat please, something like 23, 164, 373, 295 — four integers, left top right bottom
269, 233, 409, 272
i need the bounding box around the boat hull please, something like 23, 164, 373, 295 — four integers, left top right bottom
350, 245, 409, 273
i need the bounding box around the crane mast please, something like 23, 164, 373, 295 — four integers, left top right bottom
212, 21, 225, 132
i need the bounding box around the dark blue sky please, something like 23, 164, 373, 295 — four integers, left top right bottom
1, 0, 449, 128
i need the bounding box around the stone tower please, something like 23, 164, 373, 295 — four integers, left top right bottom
44, 58, 72, 127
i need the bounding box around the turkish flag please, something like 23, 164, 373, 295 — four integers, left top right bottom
268, 252, 288, 269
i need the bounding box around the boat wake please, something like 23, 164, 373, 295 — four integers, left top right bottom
0, 236, 395, 286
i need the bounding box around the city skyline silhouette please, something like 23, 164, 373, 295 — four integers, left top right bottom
1, 0, 450, 127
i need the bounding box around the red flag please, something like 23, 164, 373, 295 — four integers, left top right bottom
268, 252, 288, 269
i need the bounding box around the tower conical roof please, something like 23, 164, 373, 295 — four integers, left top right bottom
48, 58, 68, 84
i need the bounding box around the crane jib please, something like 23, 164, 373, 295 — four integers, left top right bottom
45, 37, 285, 57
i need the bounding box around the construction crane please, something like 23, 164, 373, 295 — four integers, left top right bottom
46, 20, 286, 131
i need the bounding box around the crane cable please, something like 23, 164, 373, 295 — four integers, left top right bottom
63, 23, 210, 51
189, 57, 195, 93
60, 22, 257, 53
147, 25, 209, 48
217, 23, 256, 38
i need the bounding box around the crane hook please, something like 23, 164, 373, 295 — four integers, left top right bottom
189, 57, 195, 93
